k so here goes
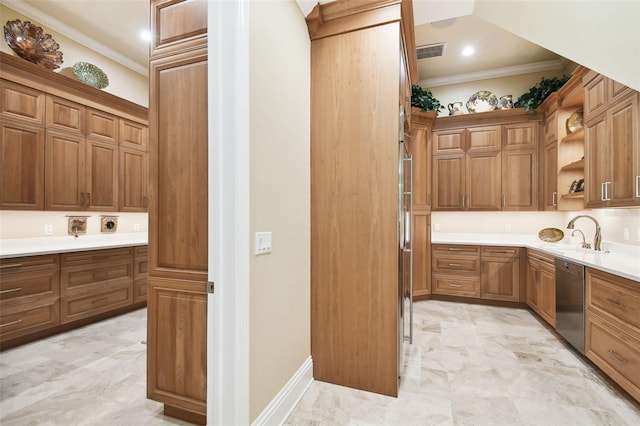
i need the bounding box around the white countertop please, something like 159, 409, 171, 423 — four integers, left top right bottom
431, 233, 640, 283
0, 233, 148, 258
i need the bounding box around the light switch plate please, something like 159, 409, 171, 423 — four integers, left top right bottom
255, 232, 272, 255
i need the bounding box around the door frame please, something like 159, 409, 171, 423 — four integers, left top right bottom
207, 1, 251, 424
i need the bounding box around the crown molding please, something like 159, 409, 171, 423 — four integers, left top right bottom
3, 0, 148, 76
418, 58, 569, 88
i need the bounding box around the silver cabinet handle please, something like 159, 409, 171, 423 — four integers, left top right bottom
636, 176, 640, 198
0, 287, 22, 294
448, 283, 462, 288
552, 191, 557, 206
461, 195, 465, 209
601, 182, 606, 201
607, 349, 627, 364
603, 181, 612, 201
448, 263, 463, 267
0, 319, 21, 328
502, 194, 506, 207
448, 248, 463, 251
607, 298, 626, 308
0, 263, 22, 270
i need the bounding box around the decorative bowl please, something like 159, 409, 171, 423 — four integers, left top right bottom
72, 62, 109, 89
467, 90, 498, 113
4, 19, 63, 70
566, 111, 583, 134
538, 227, 565, 243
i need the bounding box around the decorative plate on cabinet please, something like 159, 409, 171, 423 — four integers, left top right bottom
466, 90, 498, 113
3, 19, 63, 70
538, 227, 565, 242
566, 111, 584, 134
72, 62, 109, 89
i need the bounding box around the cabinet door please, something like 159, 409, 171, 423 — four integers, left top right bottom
539, 270, 556, 328
45, 96, 85, 135
503, 122, 537, 150
526, 263, 540, 311
467, 125, 501, 152
119, 147, 148, 212
119, 119, 148, 151
432, 155, 464, 210
543, 141, 558, 210
609, 94, 639, 207
0, 80, 45, 125
412, 211, 430, 297
86, 109, 118, 144
502, 149, 537, 210
481, 256, 520, 302
585, 114, 609, 208
85, 139, 118, 211
45, 130, 85, 210
409, 123, 432, 207
466, 151, 501, 210
584, 73, 607, 119
433, 129, 465, 155
0, 121, 45, 210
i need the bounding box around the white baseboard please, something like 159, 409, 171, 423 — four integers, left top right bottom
251, 356, 313, 426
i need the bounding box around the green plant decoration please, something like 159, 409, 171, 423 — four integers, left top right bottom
514, 75, 570, 112
411, 84, 444, 112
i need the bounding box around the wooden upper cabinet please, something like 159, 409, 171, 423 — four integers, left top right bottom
86, 109, 118, 144
608, 94, 639, 207
45, 130, 85, 210
584, 72, 607, 119
45, 96, 85, 135
467, 125, 501, 152
119, 119, 148, 151
585, 113, 609, 208
119, 147, 147, 212
503, 122, 537, 150
542, 141, 558, 210
466, 151, 501, 210
0, 121, 45, 209
150, 0, 207, 58
0, 80, 45, 125
432, 155, 465, 210
502, 149, 537, 210
608, 78, 634, 105
85, 140, 118, 211
433, 129, 465, 155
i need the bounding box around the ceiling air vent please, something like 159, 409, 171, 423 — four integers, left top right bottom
416, 43, 445, 60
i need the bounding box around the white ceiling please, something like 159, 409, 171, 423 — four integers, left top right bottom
2, 0, 564, 84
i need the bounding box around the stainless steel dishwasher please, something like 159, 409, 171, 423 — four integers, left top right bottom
555, 259, 586, 354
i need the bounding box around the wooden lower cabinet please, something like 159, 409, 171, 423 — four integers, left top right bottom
525, 249, 556, 327
432, 244, 521, 302
0, 246, 146, 348
147, 278, 207, 423
586, 268, 640, 402
412, 211, 431, 297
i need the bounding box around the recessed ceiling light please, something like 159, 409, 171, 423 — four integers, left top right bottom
139, 30, 151, 42
462, 46, 475, 57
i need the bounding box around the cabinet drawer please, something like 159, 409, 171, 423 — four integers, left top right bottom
0, 268, 60, 305
61, 280, 133, 324
0, 297, 60, 342
586, 314, 640, 400
134, 278, 147, 303
587, 269, 640, 332
481, 246, 520, 258
61, 258, 133, 292
433, 256, 479, 273
433, 275, 480, 298
527, 250, 554, 274
0, 254, 60, 273
61, 247, 133, 266
432, 245, 480, 256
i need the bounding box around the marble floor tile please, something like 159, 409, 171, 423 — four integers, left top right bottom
285, 300, 640, 426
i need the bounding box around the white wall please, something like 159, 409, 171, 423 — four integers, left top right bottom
473, 0, 640, 91
0, 4, 148, 106
0, 210, 148, 239
249, 0, 311, 421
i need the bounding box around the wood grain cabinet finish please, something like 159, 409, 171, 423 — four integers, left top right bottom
119, 147, 148, 212
584, 73, 640, 208
60, 248, 134, 324
432, 116, 539, 212
526, 249, 556, 327
586, 268, 640, 402
147, 1, 208, 421
0, 121, 45, 210
431, 245, 481, 298
0, 254, 60, 345
480, 247, 522, 302
0, 56, 148, 213
134, 246, 148, 304
0, 80, 44, 125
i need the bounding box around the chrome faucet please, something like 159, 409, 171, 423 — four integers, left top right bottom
567, 215, 602, 251
571, 229, 591, 249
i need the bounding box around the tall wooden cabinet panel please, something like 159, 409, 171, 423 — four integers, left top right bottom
148, 1, 208, 422
502, 122, 538, 210
119, 147, 148, 212
45, 130, 85, 210
466, 151, 501, 210
432, 155, 465, 210
85, 139, 118, 211
308, 0, 414, 398
608, 94, 639, 206
0, 121, 45, 209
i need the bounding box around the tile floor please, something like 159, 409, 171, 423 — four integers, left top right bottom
1, 302, 639, 425
0, 308, 191, 426
285, 300, 640, 425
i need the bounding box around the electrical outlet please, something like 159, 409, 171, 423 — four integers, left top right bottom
433, 223, 440, 231
623, 228, 630, 241
505, 224, 512, 232
134, 224, 140, 232
44, 224, 53, 235
255, 232, 272, 255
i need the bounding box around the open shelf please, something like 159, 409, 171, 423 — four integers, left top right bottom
561, 128, 585, 143
560, 159, 585, 172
